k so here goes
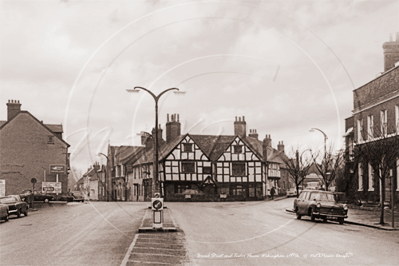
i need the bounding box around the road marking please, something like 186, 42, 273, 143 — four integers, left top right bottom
120, 234, 139, 266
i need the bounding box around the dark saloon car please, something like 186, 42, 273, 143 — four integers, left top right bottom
0, 195, 29, 218
293, 190, 348, 224
32, 191, 55, 203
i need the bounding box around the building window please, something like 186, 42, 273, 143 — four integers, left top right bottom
358, 163, 363, 191
47, 135, 54, 144
380, 110, 387, 135
232, 162, 245, 176
183, 143, 193, 152
357, 119, 363, 142
203, 166, 212, 174
233, 145, 242, 154
181, 162, 195, 174
231, 185, 245, 196
396, 105, 399, 132
397, 159, 399, 191
367, 115, 373, 140
175, 184, 190, 193
368, 163, 374, 191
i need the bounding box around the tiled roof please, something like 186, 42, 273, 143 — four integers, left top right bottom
114, 146, 144, 164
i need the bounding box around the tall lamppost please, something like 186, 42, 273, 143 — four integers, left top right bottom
98, 152, 110, 202
309, 128, 328, 158
127, 86, 179, 197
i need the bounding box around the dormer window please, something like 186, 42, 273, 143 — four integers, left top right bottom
233, 145, 242, 154
48, 135, 54, 144
183, 143, 193, 152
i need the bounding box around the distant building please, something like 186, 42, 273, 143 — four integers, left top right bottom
0, 100, 70, 195
114, 114, 290, 202
344, 34, 399, 202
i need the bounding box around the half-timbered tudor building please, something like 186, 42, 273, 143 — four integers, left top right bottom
130, 114, 289, 201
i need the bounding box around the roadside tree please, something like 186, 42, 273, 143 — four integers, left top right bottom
354, 125, 399, 225
311, 144, 345, 192
281, 148, 313, 198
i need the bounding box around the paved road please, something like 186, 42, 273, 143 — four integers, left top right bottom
0, 202, 147, 266
169, 198, 399, 265
2, 199, 398, 266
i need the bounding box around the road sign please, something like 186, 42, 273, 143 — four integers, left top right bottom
152, 198, 164, 210
31, 178, 37, 184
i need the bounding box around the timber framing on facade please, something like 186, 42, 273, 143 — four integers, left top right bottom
106, 114, 290, 202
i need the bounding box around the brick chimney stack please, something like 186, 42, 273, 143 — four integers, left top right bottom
166, 113, 181, 143
383, 32, 399, 72
234, 116, 247, 138
262, 134, 272, 162
277, 141, 285, 153
151, 124, 163, 145
7, 100, 21, 121
248, 129, 259, 139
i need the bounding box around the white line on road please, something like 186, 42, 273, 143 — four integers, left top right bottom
120, 233, 139, 266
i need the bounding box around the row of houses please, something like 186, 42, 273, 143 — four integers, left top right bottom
91, 115, 293, 202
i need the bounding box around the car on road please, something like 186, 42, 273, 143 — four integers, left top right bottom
32, 191, 55, 203
0, 203, 9, 222
71, 191, 85, 202
293, 190, 348, 224
286, 188, 301, 197
0, 195, 29, 218
54, 195, 74, 202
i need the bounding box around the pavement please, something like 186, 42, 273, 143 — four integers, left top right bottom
282, 196, 399, 231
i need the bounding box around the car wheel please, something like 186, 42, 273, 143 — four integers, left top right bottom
295, 208, 301, 219
24, 209, 28, 217
323, 217, 327, 223
338, 218, 344, 225
16, 209, 21, 218
44, 198, 49, 203
310, 209, 315, 222
4, 213, 9, 222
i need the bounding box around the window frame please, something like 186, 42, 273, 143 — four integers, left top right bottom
231, 162, 245, 177
181, 161, 195, 174
233, 145, 243, 154
183, 143, 193, 152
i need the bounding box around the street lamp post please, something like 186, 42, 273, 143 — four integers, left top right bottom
127, 86, 179, 197
309, 128, 328, 158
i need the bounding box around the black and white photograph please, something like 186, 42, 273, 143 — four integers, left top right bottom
0, 0, 398, 265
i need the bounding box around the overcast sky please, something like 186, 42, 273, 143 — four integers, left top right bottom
1, 0, 398, 173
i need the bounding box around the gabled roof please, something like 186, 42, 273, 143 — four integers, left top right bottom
0, 111, 69, 147
114, 146, 144, 165
190, 134, 235, 161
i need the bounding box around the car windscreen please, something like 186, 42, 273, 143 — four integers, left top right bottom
0, 198, 16, 204
310, 193, 335, 201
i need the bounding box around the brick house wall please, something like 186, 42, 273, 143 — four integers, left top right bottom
0, 111, 69, 195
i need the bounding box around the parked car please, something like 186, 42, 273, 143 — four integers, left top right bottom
71, 191, 84, 202
32, 191, 55, 203
0, 195, 29, 218
287, 188, 301, 197
0, 203, 9, 222
293, 190, 348, 224
54, 195, 74, 202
